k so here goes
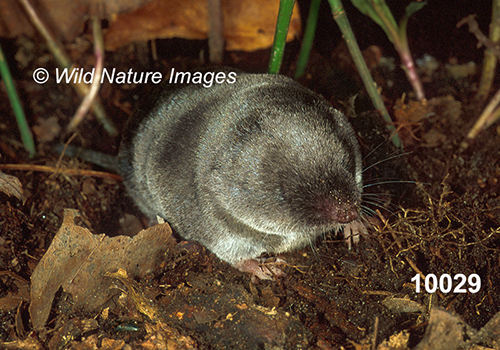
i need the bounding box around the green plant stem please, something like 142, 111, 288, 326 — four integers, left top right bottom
370, 0, 425, 100
268, 0, 296, 74
328, 0, 401, 147
0, 43, 36, 158
397, 45, 425, 101
476, 0, 500, 102
294, 0, 321, 79
466, 86, 500, 140
351, 0, 425, 100
369, 0, 400, 44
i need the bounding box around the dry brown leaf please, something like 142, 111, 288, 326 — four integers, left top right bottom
381, 296, 426, 314
0, 296, 23, 312
0, 0, 37, 39
392, 96, 433, 145
421, 128, 447, 148
46, 318, 99, 349
393, 96, 432, 125
478, 311, 500, 345
0, 336, 44, 350
427, 95, 462, 122
105, 268, 161, 322
0, 171, 26, 203
32, 116, 61, 143
141, 322, 197, 349
29, 209, 174, 330
104, 0, 301, 51
413, 308, 475, 350
377, 331, 410, 350
1, 0, 300, 53
0, 271, 30, 312
0, 0, 151, 41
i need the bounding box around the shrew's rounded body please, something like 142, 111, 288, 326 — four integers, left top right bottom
119, 70, 363, 272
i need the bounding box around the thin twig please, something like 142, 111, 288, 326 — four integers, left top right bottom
457, 15, 500, 59
0, 164, 122, 181
475, 0, 500, 101
371, 316, 379, 350
17, 0, 117, 136
55, 133, 77, 169
67, 16, 104, 132
207, 0, 224, 64
464, 87, 500, 141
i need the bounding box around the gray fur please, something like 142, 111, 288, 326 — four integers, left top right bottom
119, 71, 363, 266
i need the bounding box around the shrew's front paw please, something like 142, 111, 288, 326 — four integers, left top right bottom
234, 257, 286, 282
343, 219, 368, 249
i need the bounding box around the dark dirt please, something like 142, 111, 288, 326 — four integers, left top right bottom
1, 0, 500, 349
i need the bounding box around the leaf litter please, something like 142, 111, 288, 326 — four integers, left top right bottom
29, 209, 174, 330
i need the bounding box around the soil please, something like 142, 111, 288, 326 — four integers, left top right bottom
0, 1, 499, 349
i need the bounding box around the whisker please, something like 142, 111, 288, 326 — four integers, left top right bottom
362, 192, 396, 199
362, 176, 417, 185
359, 212, 373, 226
362, 199, 396, 211
362, 139, 393, 162
361, 200, 398, 214
363, 180, 422, 188
362, 151, 413, 173
309, 237, 320, 261
360, 206, 378, 217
